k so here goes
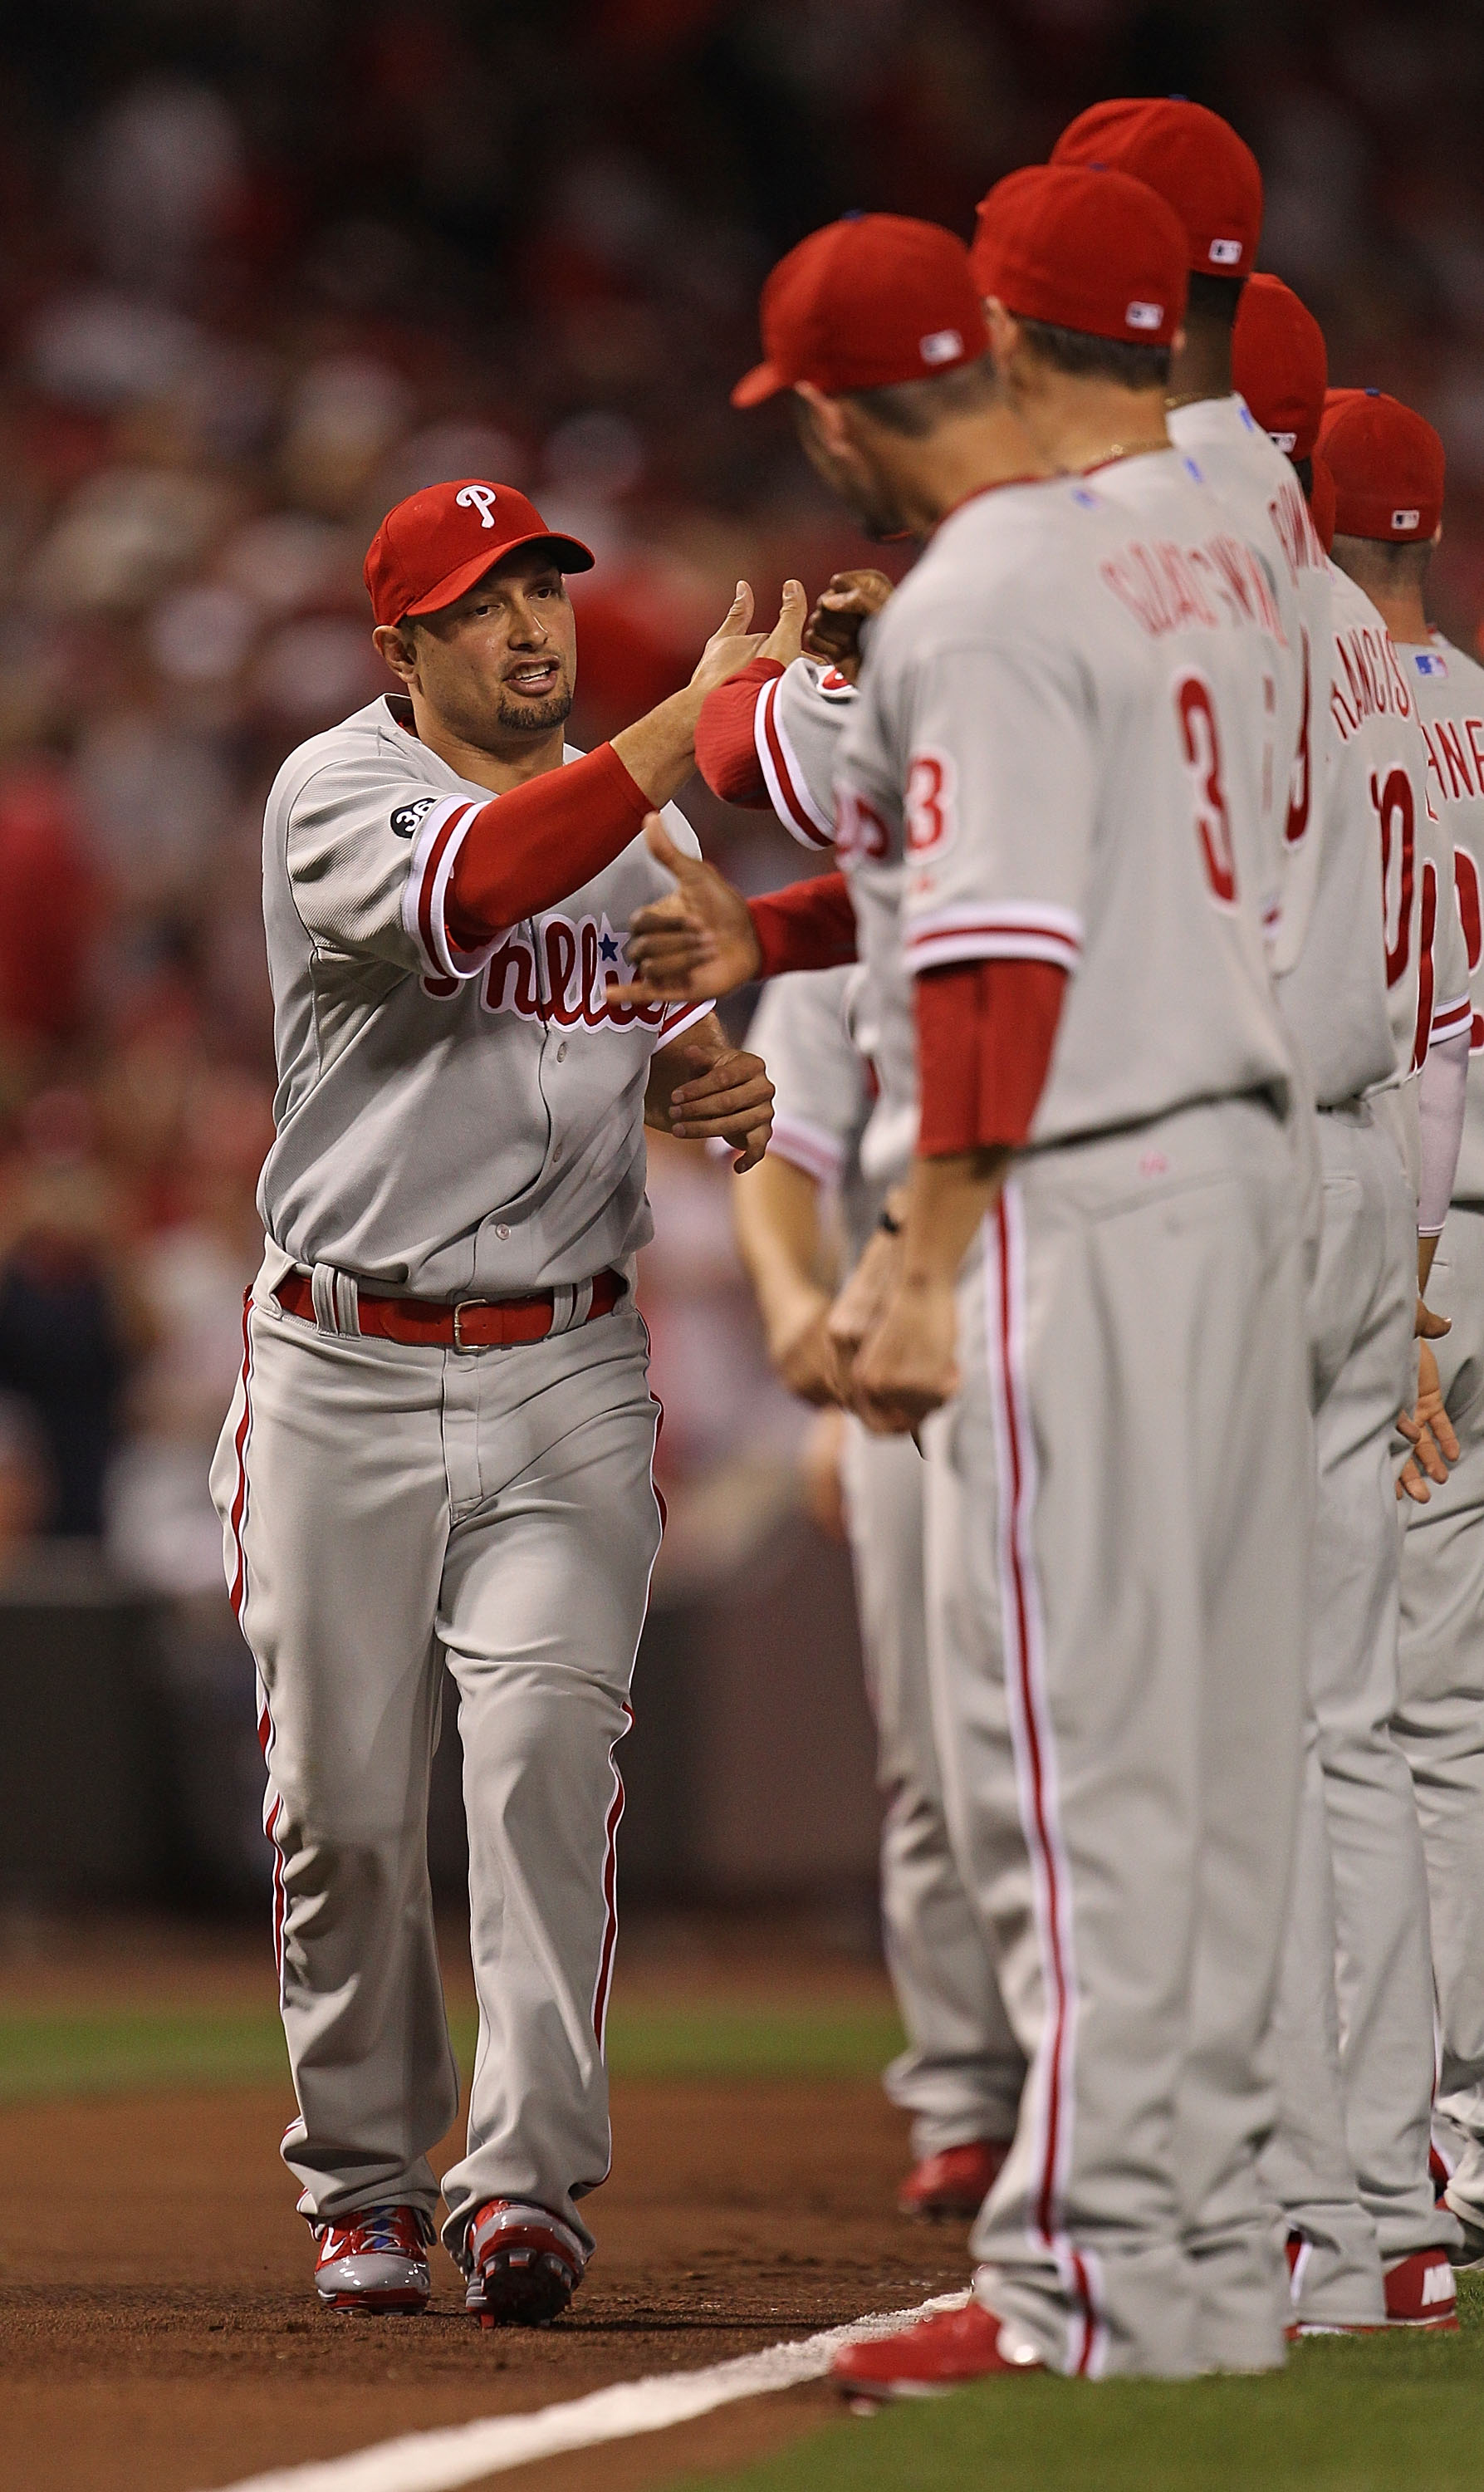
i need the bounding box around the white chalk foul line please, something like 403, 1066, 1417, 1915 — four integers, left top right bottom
206, 2289, 969, 2492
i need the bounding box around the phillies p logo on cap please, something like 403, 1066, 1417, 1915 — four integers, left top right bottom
456, 484, 501, 527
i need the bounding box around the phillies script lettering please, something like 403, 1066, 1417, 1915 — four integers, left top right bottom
424, 913, 667, 1028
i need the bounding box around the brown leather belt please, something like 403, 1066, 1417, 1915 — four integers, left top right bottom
274, 1267, 624, 1350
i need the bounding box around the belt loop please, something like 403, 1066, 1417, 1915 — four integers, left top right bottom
334, 1271, 361, 1337
568, 1277, 595, 1332
310, 1263, 340, 1334
548, 1282, 577, 1336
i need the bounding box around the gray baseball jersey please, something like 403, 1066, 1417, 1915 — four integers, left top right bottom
743, 966, 880, 1258
1406, 633, 1484, 1194
257, 694, 711, 1301
748, 656, 857, 854
837, 468, 1295, 1149
1168, 393, 1332, 972
740, 660, 919, 1197
1280, 567, 1469, 1106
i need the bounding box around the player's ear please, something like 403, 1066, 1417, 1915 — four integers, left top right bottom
373, 623, 419, 684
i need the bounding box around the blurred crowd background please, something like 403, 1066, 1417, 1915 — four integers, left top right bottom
1, 0, 1482, 1900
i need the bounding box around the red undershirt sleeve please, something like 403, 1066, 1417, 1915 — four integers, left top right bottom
915, 959, 1068, 1155
747, 873, 857, 977
443, 743, 652, 949
694, 658, 785, 808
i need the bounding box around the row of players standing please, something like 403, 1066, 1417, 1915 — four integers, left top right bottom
614, 98, 1484, 2387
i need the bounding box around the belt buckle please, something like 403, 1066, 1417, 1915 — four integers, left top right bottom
452, 1299, 482, 1351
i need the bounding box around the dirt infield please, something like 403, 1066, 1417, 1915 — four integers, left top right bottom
0, 1923, 970, 2492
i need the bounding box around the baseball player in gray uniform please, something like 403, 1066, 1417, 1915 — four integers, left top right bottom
1230, 326, 1470, 2330
735, 964, 1023, 2220
1367, 427, 1484, 2274
209, 476, 779, 2327
622, 194, 1310, 2387
1051, 99, 1330, 976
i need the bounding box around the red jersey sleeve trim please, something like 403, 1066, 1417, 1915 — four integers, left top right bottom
694, 659, 785, 810
915, 959, 1068, 1155
755, 675, 835, 849
747, 873, 857, 979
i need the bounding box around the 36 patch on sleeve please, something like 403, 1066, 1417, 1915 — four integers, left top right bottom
391, 796, 438, 837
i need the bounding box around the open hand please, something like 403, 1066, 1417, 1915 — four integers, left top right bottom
610, 815, 762, 1006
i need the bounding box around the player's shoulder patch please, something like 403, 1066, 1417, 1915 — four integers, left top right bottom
1411, 649, 1449, 679
390, 794, 438, 838
813, 665, 859, 705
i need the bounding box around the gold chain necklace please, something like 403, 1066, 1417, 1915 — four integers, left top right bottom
1074, 437, 1172, 470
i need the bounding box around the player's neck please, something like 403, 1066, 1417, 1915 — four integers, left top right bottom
1165, 321, 1232, 410
1011, 371, 1169, 474
1350, 580, 1431, 645
883, 406, 1050, 534
407, 698, 567, 794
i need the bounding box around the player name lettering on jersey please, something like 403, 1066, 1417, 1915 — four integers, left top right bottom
1099, 532, 1285, 642
1266, 473, 1326, 586
1418, 713, 1484, 808
1331, 623, 1415, 743
424, 910, 668, 1029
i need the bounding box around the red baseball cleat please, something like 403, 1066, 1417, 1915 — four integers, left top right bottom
898, 2139, 1008, 2222
313, 2204, 432, 2313
1383, 2248, 1458, 2329
464, 2199, 587, 2328
832, 2298, 1042, 2399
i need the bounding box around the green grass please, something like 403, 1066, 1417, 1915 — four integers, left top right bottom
678, 2274, 1484, 2492
0, 1999, 906, 2102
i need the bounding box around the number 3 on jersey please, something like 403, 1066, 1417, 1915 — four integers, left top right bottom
1175, 671, 1237, 910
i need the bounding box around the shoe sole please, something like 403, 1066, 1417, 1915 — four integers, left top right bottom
472, 2249, 578, 2328
317, 2288, 430, 2314
1381, 2313, 1459, 2332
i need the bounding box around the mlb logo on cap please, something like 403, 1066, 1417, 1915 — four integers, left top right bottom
1208, 238, 1243, 266
920, 327, 965, 365
1125, 300, 1164, 331
1393, 507, 1422, 531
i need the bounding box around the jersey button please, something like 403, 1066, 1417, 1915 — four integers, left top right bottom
556, 1041, 568, 1062
494, 1223, 511, 1241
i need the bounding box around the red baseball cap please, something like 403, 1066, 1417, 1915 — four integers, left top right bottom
1310, 450, 1336, 554
1051, 96, 1262, 280
364, 479, 594, 628
972, 163, 1188, 348
1316, 390, 1445, 542
1232, 273, 1328, 459
732, 213, 988, 408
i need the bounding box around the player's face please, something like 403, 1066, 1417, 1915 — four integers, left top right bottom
414, 550, 578, 747
791, 395, 909, 541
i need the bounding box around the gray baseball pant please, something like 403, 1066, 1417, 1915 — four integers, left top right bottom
1265, 1102, 1456, 2325
927, 1097, 1310, 2378
1397, 1202, 1484, 2241
840, 1417, 1024, 2162
210, 1280, 662, 2268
